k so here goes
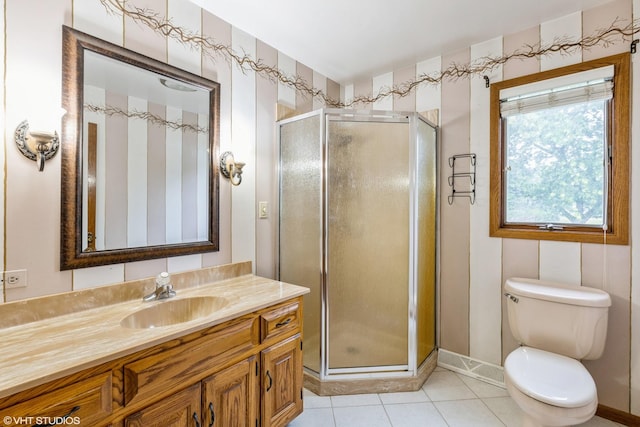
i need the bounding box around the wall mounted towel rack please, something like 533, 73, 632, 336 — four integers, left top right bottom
448, 153, 476, 205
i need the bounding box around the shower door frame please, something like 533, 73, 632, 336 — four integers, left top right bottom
323, 110, 412, 378
277, 109, 437, 382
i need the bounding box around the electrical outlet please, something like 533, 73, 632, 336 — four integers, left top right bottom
4, 269, 27, 289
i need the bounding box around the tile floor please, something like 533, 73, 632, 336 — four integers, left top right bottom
288, 367, 625, 427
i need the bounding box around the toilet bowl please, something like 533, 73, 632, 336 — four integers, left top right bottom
503, 278, 611, 427
504, 347, 597, 427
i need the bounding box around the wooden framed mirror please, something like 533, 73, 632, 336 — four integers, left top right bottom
61, 26, 220, 270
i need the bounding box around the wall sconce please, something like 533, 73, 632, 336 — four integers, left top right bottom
219, 151, 245, 186
15, 120, 60, 172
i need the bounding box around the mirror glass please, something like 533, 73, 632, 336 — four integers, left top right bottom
61, 26, 220, 270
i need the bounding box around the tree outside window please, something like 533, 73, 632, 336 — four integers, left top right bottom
504, 100, 606, 226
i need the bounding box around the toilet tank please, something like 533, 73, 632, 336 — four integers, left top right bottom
504, 278, 611, 360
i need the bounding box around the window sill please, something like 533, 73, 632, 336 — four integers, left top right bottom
489, 225, 628, 245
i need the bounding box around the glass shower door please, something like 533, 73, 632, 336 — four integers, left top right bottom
326, 118, 410, 371
279, 113, 322, 374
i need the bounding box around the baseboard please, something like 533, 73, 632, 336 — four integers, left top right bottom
437, 349, 505, 387
596, 405, 640, 426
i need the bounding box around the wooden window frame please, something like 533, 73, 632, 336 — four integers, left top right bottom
489, 53, 630, 245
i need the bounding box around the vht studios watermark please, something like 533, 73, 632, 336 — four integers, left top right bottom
3, 415, 81, 425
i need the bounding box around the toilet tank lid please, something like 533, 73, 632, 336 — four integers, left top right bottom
505, 278, 611, 307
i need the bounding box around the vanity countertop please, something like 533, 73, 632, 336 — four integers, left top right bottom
0, 272, 309, 399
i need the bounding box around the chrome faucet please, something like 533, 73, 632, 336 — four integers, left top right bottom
143, 272, 176, 301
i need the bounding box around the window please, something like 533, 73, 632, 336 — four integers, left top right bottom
489, 53, 629, 244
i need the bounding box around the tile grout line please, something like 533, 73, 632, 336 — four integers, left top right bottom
452, 371, 510, 426
379, 402, 395, 427
427, 400, 453, 427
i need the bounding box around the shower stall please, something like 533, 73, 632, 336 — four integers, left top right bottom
277, 109, 437, 394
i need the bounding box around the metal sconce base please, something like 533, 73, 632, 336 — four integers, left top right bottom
15, 120, 60, 171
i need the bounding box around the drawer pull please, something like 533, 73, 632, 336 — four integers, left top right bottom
266, 371, 273, 392
193, 411, 200, 427
32, 406, 80, 427
275, 318, 292, 328
208, 402, 215, 427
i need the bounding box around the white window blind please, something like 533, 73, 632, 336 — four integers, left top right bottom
500, 65, 614, 117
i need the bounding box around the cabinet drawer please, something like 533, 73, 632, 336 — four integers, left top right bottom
260, 300, 300, 342
2, 372, 112, 426
124, 316, 256, 407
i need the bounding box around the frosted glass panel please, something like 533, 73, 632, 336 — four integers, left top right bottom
279, 110, 437, 379
279, 114, 322, 373
416, 119, 437, 364
327, 120, 410, 369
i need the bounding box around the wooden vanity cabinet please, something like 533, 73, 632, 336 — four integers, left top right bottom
125, 355, 261, 427
258, 300, 303, 427
261, 335, 303, 427
0, 297, 304, 427
202, 355, 259, 427
122, 297, 304, 427
0, 371, 113, 426
124, 383, 201, 427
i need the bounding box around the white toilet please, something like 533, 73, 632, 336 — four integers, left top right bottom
503, 277, 611, 427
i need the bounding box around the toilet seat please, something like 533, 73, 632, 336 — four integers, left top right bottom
504, 347, 596, 408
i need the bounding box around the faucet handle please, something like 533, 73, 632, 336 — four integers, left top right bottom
156, 272, 171, 287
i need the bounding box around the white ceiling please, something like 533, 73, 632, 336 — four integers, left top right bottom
191, 0, 614, 84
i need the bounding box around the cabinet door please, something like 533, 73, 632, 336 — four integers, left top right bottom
261, 334, 303, 427
125, 383, 201, 427
202, 356, 259, 427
